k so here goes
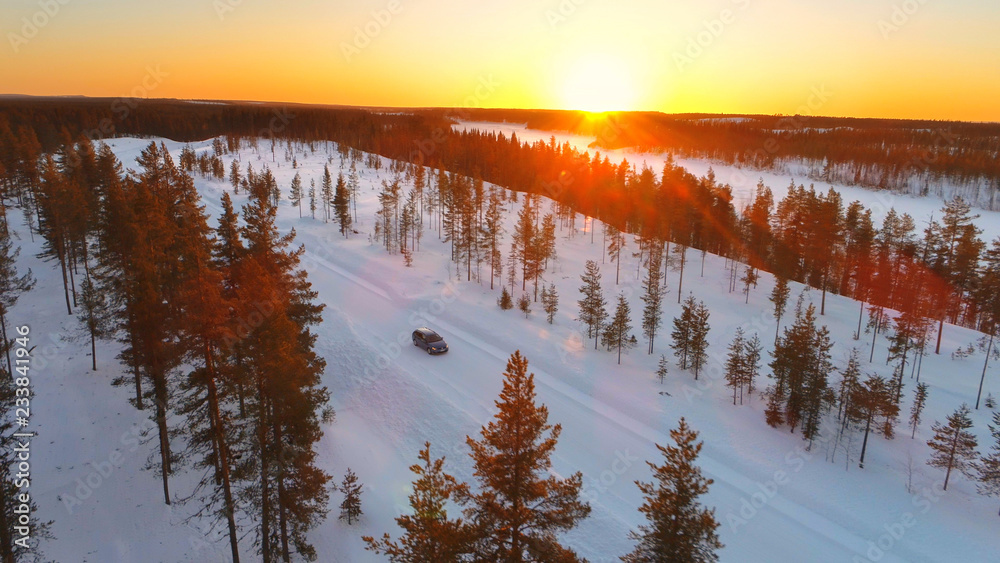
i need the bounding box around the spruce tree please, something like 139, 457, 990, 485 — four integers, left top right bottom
542, 283, 559, 324
289, 172, 303, 218
333, 172, 351, 236
321, 165, 334, 222
769, 276, 790, 344
309, 181, 317, 220
462, 351, 591, 561
230, 159, 241, 193
517, 292, 531, 318
740, 266, 758, 304
603, 292, 635, 364
724, 328, 746, 405
689, 301, 711, 380
577, 260, 607, 349
743, 333, 762, 400
497, 286, 513, 310
76, 276, 112, 371
766, 302, 833, 441
339, 468, 364, 525
622, 418, 723, 563
641, 253, 666, 354
483, 188, 505, 290
656, 355, 669, 385
363, 442, 472, 561
671, 296, 696, 371
927, 404, 978, 490
910, 382, 929, 439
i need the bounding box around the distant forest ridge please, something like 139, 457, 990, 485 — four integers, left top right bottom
431, 108, 1000, 211
3, 97, 999, 209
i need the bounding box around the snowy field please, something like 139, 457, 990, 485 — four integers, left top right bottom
13, 135, 1000, 562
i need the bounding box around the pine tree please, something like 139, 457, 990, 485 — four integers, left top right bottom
542, 283, 558, 324
517, 292, 531, 318
673, 243, 687, 304
348, 160, 360, 222
847, 375, 898, 469
603, 292, 635, 364
289, 172, 303, 218
837, 349, 862, 423
237, 177, 332, 561
309, 180, 317, 220
333, 172, 351, 236
671, 296, 696, 371
622, 418, 723, 563
230, 159, 242, 193
641, 253, 666, 354
577, 260, 607, 350
339, 468, 364, 525
766, 302, 833, 441
910, 382, 929, 439
483, 188, 505, 290
462, 351, 591, 561
743, 333, 762, 400
497, 286, 513, 310
740, 266, 758, 304
656, 355, 669, 384
76, 276, 112, 371
363, 442, 472, 561
725, 329, 746, 405
977, 412, 1000, 516
769, 276, 790, 344
321, 165, 334, 222
607, 224, 625, 284
927, 404, 978, 490
689, 301, 711, 380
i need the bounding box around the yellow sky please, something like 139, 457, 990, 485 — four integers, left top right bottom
2, 0, 998, 121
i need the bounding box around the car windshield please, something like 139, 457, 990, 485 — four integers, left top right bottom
426, 333, 442, 342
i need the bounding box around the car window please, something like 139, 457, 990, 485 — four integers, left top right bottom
426, 333, 442, 342
415, 332, 424, 341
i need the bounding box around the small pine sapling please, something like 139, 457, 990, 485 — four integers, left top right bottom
339, 468, 364, 525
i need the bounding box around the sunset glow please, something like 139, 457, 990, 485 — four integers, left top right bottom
1, 0, 998, 121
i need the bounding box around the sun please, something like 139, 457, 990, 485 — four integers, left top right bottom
561, 56, 639, 113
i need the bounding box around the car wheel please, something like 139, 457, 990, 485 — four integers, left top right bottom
413, 338, 418, 347
426, 348, 432, 355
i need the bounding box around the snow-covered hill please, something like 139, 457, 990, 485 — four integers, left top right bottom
15, 136, 999, 562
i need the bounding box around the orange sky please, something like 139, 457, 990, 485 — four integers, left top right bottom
2, 0, 999, 121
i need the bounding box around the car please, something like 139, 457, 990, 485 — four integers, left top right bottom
412, 327, 449, 354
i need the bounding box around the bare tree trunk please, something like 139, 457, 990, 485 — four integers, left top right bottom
977, 331, 994, 409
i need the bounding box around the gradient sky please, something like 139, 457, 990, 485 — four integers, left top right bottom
2, 0, 999, 121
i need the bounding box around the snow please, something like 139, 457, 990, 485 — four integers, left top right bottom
12, 135, 1000, 562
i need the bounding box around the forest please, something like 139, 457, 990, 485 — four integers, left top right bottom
1, 98, 1000, 561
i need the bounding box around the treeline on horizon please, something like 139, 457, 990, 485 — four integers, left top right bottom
1, 97, 999, 347
446, 107, 1000, 208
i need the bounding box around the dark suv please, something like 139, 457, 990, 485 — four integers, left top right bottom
412, 327, 449, 355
